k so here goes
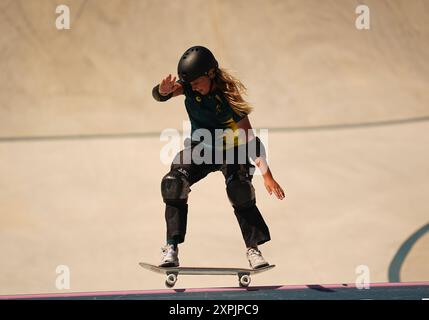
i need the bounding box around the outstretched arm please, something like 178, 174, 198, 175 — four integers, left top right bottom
236, 116, 285, 200
152, 74, 183, 101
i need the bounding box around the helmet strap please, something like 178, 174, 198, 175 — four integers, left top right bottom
208, 68, 217, 92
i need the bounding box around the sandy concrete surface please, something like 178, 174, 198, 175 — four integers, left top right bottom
0, 0, 428, 294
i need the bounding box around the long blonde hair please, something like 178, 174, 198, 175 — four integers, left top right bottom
214, 68, 253, 116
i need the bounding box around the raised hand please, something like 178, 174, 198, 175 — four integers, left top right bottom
159, 74, 181, 95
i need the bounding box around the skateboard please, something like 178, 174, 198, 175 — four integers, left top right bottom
139, 262, 275, 288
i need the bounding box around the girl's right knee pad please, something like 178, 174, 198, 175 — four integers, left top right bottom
161, 170, 191, 202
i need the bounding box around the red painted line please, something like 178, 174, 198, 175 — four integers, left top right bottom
1, 281, 429, 299
275, 281, 429, 290
0, 289, 165, 300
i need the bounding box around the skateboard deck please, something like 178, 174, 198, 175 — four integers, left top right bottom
139, 262, 275, 288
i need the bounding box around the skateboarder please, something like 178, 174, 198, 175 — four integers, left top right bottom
152, 46, 285, 269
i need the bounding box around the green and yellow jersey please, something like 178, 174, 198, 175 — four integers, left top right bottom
182, 83, 247, 150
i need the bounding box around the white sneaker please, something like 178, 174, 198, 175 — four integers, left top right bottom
246, 248, 269, 269
159, 244, 179, 267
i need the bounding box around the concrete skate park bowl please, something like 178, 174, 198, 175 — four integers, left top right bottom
1, 0, 428, 299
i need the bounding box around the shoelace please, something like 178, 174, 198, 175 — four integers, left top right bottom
247, 248, 262, 258
161, 245, 175, 255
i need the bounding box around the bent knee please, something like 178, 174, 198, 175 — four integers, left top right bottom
161, 169, 191, 202
226, 178, 256, 209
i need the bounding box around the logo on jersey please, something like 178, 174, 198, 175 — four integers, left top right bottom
216, 105, 222, 114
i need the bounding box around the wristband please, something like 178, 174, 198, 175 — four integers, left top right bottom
152, 84, 173, 102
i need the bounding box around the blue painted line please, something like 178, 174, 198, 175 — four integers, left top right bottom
1, 115, 429, 143
388, 223, 429, 282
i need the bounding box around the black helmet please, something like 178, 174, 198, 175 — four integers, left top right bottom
177, 46, 218, 83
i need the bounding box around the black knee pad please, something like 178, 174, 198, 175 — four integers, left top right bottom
226, 176, 256, 209
161, 169, 191, 202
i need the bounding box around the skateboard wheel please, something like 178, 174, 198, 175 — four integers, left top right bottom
239, 274, 251, 287
165, 273, 177, 288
